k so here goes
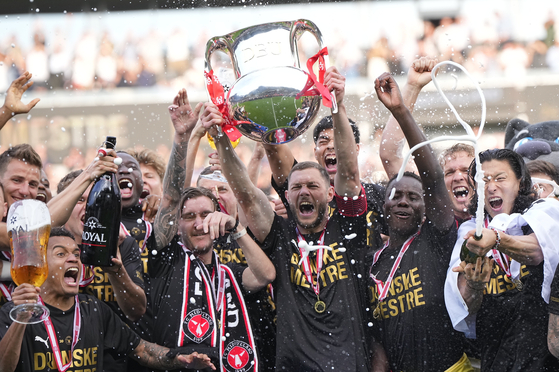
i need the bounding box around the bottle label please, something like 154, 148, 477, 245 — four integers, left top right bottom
82, 217, 108, 246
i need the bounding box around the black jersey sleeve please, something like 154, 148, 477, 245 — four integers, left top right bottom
148, 236, 183, 279
121, 236, 145, 289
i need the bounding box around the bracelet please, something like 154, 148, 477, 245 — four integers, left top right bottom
490, 228, 501, 250
230, 228, 247, 240
227, 219, 240, 233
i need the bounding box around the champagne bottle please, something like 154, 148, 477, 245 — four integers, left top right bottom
459, 233, 483, 265
81, 136, 121, 266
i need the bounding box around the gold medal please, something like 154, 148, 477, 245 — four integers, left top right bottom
373, 304, 381, 320
513, 278, 524, 291
315, 300, 326, 313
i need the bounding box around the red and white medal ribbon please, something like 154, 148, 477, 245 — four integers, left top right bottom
0, 282, 12, 301
370, 230, 420, 304
485, 217, 513, 279
38, 295, 81, 372
295, 226, 327, 298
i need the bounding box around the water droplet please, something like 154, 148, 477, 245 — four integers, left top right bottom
137, 219, 142, 224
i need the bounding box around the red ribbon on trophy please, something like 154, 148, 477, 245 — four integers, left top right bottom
204, 70, 243, 142
296, 47, 333, 108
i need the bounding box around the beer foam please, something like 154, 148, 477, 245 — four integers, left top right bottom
7, 199, 51, 232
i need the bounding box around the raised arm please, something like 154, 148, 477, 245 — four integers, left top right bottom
263, 143, 295, 188
202, 211, 275, 291
0, 72, 40, 131
153, 89, 202, 249
375, 72, 453, 230
379, 57, 437, 179
184, 119, 207, 188
326, 66, 360, 197
101, 243, 147, 321
200, 103, 275, 243
48, 150, 118, 227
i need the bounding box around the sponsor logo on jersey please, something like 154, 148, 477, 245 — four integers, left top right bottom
35, 335, 49, 348
224, 340, 255, 372
183, 309, 214, 343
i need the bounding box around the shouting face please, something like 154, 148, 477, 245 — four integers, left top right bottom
286, 168, 333, 234
482, 159, 520, 218
116, 153, 144, 209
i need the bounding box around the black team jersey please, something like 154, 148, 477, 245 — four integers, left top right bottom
477, 231, 559, 372
259, 190, 373, 372
148, 236, 248, 372
0, 294, 141, 372
79, 235, 144, 372
214, 234, 277, 372
369, 220, 465, 371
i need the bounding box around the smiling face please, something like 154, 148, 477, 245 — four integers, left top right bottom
36, 169, 52, 203
0, 159, 41, 209
116, 153, 144, 209
443, 151, 474, 219
286, 168, 333, 234
42, 236, 81, 300
140, 164, 162, 199
482, 159, 521, 218
197, 178, 237, 219
64, 185, 91, 244
384, 176, 425, 238
179, 196, 216, 258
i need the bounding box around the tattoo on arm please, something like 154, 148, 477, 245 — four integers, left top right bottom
549, 313, 559, 357
154, 141, 188, 249
132, 340, 178, 369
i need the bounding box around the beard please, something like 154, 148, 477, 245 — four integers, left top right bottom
290, 201, 328, 230
181, 234, 213, 256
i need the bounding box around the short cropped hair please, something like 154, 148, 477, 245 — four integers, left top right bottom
0, 144, 43, 176
438, 143, 475, 169
124, 148, 165, 181
50, 226, 76, 241
57, 170, 84, 194
385, 171, 423, 197
288, 161, 330, 186
526, 160, 559, 184
178, 187, 220, 218
313, 116, 360, 144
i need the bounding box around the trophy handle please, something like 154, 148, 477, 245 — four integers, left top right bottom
205, 36, 238, 78
289, 19, 338, 113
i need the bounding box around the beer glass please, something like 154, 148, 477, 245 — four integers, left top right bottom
8, 199, 51, 324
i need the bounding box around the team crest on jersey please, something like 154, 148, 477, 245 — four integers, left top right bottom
183, 309, 214, 343
224, 340, 254, 372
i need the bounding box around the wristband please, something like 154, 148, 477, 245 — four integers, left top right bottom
230, 228, 247, 240
490, 228, 501, 250
227, 219, 240, 233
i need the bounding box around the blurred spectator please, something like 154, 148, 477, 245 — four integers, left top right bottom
25, 31, 49, 90
165, 28, 190, 79
48, 30, 71, 89
71, 31, 97, 89
96, 32, 118, 89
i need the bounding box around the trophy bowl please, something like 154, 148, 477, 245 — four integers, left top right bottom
228, 66, 321, 144
205, 19, 326, 144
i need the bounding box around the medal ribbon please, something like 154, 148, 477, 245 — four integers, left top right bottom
203, 70, 242, 142
485, 217, 513, 279
370, 230, 421, 304
295, 225, 327, 298
295, 47, 333, 108
38, 295, 81, 372
0, 282, 12, 301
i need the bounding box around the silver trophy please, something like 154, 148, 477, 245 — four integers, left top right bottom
204, 19, 326, 144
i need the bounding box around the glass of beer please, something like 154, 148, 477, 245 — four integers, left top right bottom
8, 199, 51, 324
